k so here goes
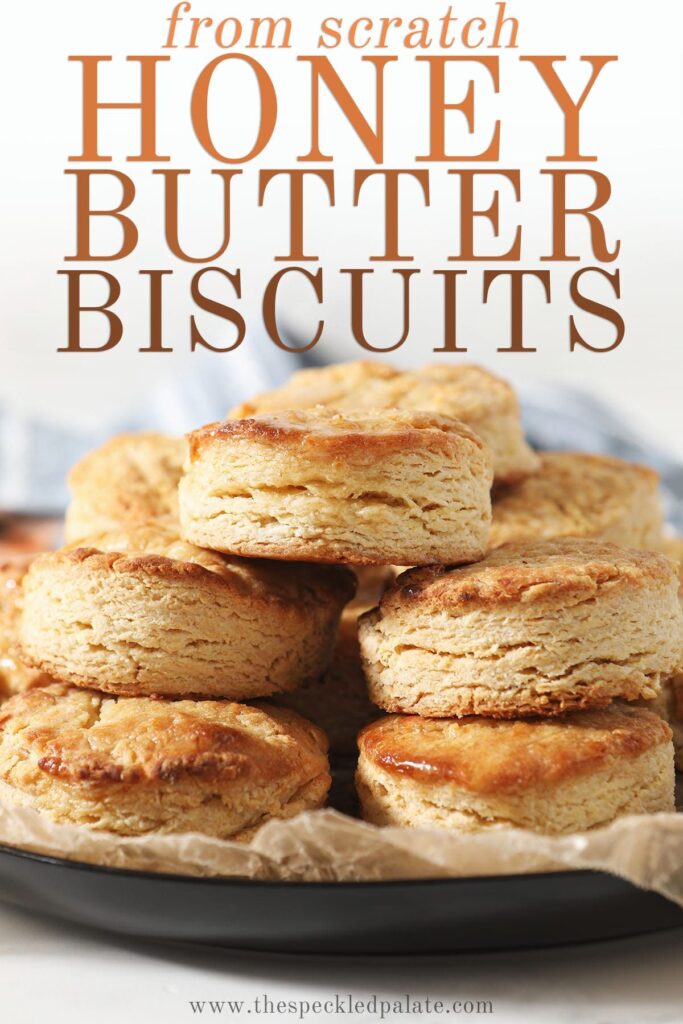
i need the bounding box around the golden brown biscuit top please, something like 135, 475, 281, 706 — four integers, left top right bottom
0, 684, 328, 786
380, 539, 676, 613
66, 432, 186, 525
359, 707, 672, 795
38, 525, 356, 607
490, 453, 660, 547
189, 407, 490, 462
68, 432, 186, 491
229, 360, 517, 424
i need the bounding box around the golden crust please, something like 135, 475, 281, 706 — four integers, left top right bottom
231, 361, 514, 420
358, 706, 672, 796
64, 432, 186, 542
57, 524, 356, 609
490, 453, 662, 549
369, 687, 615, 720
189, 408, 488, 462
0, 685, 330, 837
382, 539, 674, 614
229, 360, 539, 485
0, 684, 326, 784
230, 361, 394, 418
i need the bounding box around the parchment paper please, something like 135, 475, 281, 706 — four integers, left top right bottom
1, 781, 683, 907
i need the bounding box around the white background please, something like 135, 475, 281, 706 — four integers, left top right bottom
2, 899, 683, 1024
1, 0, 682, 452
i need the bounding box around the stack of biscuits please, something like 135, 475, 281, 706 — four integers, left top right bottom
0, 361, 682, 848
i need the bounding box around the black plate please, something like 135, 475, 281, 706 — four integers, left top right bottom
1, 843, 682, 954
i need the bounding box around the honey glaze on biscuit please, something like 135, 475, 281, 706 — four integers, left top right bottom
33, 717, 253, 785
1, 686, 323, 786
359, 709, 672, 796
188, 408, 488, 463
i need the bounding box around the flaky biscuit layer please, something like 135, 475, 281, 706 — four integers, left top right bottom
180, 408, 493, 566
20, 526, 355, 700
359, 539, 683, 717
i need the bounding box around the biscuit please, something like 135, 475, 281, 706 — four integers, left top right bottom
356, 706, 675, 834
0, 558, 53, 701
639, 675, 683, 771
273, 567, 392, 753
180, 409, 493, 566
274, 606, 379, 756
359, 539, 683, 718
20, 525, 355, 700
230, 361, 539, 486
0, 684, 330, 839
637, 538, 683, 770
489, 453, 664, 550
64, 432, 186, 542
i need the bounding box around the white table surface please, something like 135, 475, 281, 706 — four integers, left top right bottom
1, 900, 682, 1024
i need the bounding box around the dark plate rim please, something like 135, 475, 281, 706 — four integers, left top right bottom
0, 840, 598, 889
